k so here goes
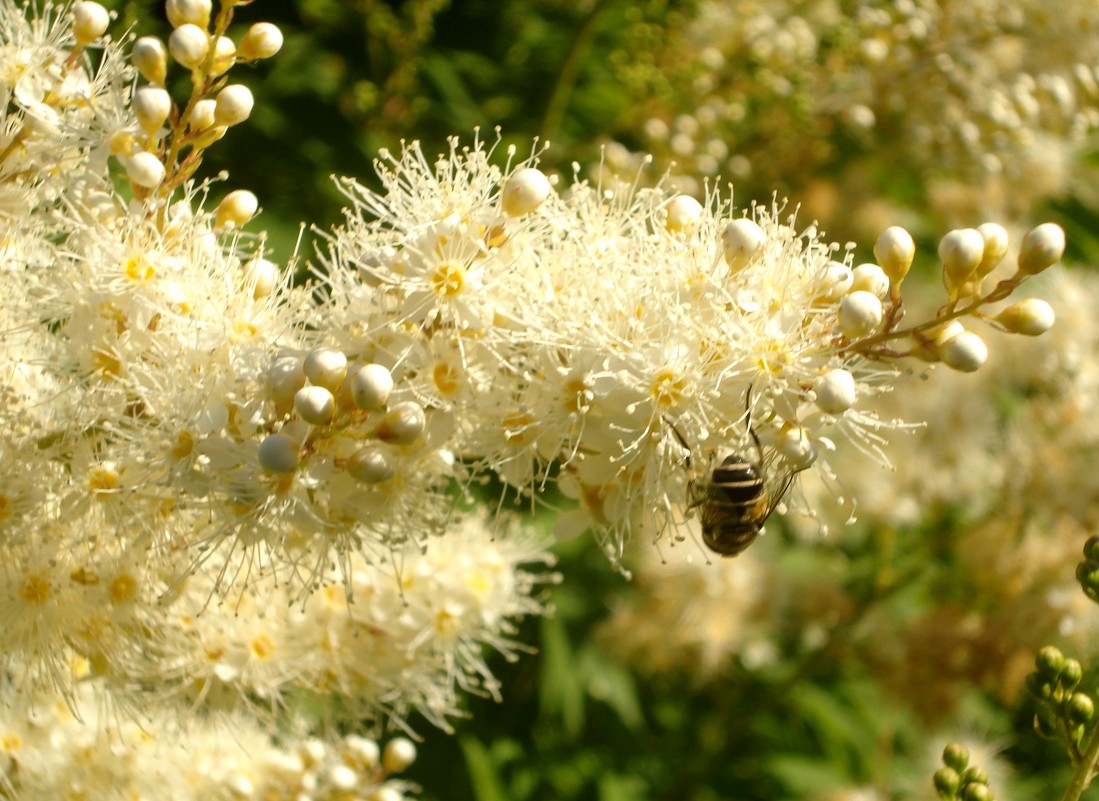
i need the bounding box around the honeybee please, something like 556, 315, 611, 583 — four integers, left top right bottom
671, 392, 808, 557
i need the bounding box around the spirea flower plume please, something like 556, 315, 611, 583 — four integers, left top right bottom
316, 135, 1060, 562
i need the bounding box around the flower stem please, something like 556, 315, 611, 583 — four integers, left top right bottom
1062, 722, 1099, 801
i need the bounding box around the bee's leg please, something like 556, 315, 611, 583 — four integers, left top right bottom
744, 384, 764, 464
663, 416, 693, 472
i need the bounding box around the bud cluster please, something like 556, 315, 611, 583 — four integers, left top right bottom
933, 743, 997, 801
119, 0, 282, 196
1076, 535, 1099, 604
1026, 645, 1096, 760
844, 222, 1064, 372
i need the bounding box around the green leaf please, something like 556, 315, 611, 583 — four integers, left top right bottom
460, 736, 511, 801
539, 614, 586, 737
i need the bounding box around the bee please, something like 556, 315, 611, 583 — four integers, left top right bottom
671, 390, 808, 557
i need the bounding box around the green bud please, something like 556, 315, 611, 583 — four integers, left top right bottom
1075, 723, 1088, 745
1076, 561, 1099, 590
962, 767, 989, 786
1069, 693, 1095, 723
1085, 535, 1099, 561
1036, 646, 1065, 677
1062, 659, 1084, 691
942, 743, 970, 772
962, 783, 993, 801
934, 767, 961, 799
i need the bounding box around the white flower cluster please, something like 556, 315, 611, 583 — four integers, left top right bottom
0, 671, 419, 801
605, 0, 1099, 224
0, 1, 1071, 787
315, 138, 1063, 561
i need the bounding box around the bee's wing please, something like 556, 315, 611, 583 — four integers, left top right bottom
759, 447, 809, 520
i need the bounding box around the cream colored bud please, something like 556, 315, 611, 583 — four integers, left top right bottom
166, 0, 211, 29
303, 347, 348, 391
664, 195, 703, 234
267, 355, 305, 403
346, 736, 381, 769
996, 298, 1055, 335
243, 257, 279, 298
72, 2, 110, 46
722, 218, 765, 273
382, 738, 417, 773
776, 424, 818, 470
125, 152, 165, 188
938, 228, 985, 292
210, 36, 236, 76
294, 385, 336, 425
214, 84, 254, 126
350, 363, 394, 411
215, 189, 258, 229
238, 22, 284, 60
502, 167, 552, 216
874, 226, 915, 286
816, 262, 854, 303
374, 401, 426, 445
258, 433, 299, 474
850, 263, 890, 298
189, 98, 217, 131
1017, 223, 1066, 275
168, 24, 209, 70
838, 290, 882, 338
132, 86, 171, 133
931, 320, 965, 350
346, 445, 396, 484
976, 222, 1009, 277
132, 36, 168, 85
814, 368, 857, 414
941, 330, 988, 372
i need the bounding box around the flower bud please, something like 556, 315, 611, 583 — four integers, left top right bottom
874, 226, 915, 286
215, 189, 258, 228
294, 385, 335, 425
210, 35, 236, 76
374, 401, 426, 445
132, 86, 171, 134
1085, 535, 1099, 562
502, 167, 552, 216
1062, 658, 1084, 690
814, 368, 856, 414
189, 98, 217, 131
996, 298, 1054, 336
976, 222, 1009, 277
942, 743, 970, 773
940, 331, 988, 372
267, 355, 305, 403
664, 195, 703, 234
166, 0, 212, 29
962, 783, 991, 801
346, 445, 396, 484
242, 257, 279, 299
939, 228, 985, 293
815, 262, 854, 304
838, 290, 883, 338
257, 433, 299, 474
238, 22, 284, 60
350, 363, 394, 411
961, 767, 989, 786
132, 36, 168, 85
124, 152, 165, 188
933, 768, 960, 799
168, 24, 209, 70
850, 263, 889, 298
1035, 645, 1065, 677
72, 2, 110, 46
722, 218, 765, 273
1017, 222, 1066, 275
214, 84, 254, 126
1069, 693, 1095, 723
382, 737, 417, 773
304, 348, 348, 391
776, 424, 818, 469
